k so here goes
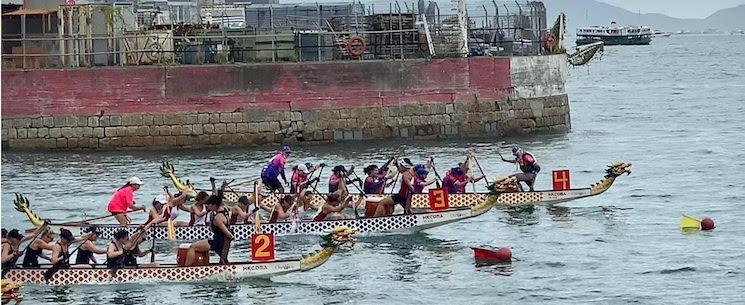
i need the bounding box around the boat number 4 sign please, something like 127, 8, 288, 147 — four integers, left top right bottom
428, 188, 450, 211
251, 233, 275, 261
552, 169, 571, 191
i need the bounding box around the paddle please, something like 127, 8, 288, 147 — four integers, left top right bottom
471, 153, 490, 187
429, 157, 443, 188
149, 232, 156, 263
230, 177, 261, 188
311, 164, 326, 189
341, 170, 365, 218
57, 209, 144, 226
44, 232, 96, 281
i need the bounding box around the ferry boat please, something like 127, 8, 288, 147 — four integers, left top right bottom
576, 22, 652, 46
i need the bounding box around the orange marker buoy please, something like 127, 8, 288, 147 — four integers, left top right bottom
471, 246, 513, 262
701, 217, 716, 230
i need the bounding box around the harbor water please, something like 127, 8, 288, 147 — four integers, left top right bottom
2, 34, 744, 304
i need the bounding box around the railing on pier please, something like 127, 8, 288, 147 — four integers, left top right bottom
1, 1, 547, 69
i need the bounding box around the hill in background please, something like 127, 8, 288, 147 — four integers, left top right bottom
542, 0, 745, 33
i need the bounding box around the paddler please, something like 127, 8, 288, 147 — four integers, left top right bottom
189, 191, 210, 226
363, 157, 396, 194
258, 195, 293, 223
442, 156, 484, 194
329, 165, 357, 199
260, 145, 291, 193
106, 223, 154, 269
501, 145, 541, 191
391, 158, 419, 214
185, 181, 232, 265
290, 163, 320, 194
21, 228, 54, 267
74, 227, 106, 265
313, 193, 359, 221
230, 196, 260, 225
49, 229, 96, 270
107, 177, 147, 225
1, 229, 27, 269
412, 167, 437, 193
145, 197, 165, 225
159, 188, 191, 226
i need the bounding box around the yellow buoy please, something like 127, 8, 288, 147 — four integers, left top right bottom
680, 214, 701, 230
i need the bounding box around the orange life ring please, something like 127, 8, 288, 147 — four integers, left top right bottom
346, 36, 366, 58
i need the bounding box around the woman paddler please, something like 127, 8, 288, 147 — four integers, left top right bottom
230, 196, 260, 225
74, 227, 106, 265
49, 229, 96, 270
107, 177, 147, 225
502, 145, 541, 191
313, 193, 359, 221
21, 228, 54, 267
2, 229, 27, 269
106, 223, 153, 269
257, 195, 293, 223
159, 188, 191, 226
185, 181, 233, 265
290, 163, 319, 194
260, 145, 291, 193
189, 191, 210, 226
442, 154, 485, 194
362, 162, 398, 217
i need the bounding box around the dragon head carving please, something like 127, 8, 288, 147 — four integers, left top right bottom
488, 176, 521, 194
605, 161, 632, 178
1, 279, 24, 304
13, 194, 45, 227
160, 161, 197, 198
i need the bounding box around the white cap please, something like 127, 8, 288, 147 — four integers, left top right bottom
297, 164, 310, 174
128, 176, 143, 185
155, 195, 167, 203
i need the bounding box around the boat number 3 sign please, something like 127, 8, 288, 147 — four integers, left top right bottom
428, 188, 450, 211
251, 233, 275, 261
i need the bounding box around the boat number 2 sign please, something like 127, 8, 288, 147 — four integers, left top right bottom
251, 233, 275, 261
428, 188, 449, 211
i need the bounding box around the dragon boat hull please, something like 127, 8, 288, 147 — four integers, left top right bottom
45, 206, 485, 240
3, 261, 304, 286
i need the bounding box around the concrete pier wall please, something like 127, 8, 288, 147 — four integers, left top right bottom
1, 54, 570, 149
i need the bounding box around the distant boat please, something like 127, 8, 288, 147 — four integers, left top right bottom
652, 30, 671, 37
576, 21, 652, 45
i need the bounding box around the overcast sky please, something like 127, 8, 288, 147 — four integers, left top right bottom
598, 0, 745, 19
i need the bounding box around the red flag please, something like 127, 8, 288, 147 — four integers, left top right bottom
552, 169, 571, 190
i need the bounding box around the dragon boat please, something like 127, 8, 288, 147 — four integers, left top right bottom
164, 161, 632, 210
15, 191, 498, 240
2, 227, 357, 286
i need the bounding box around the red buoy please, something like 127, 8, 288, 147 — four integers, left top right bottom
701, 217, 716, 230
495, 247, 512, 261
471, 247, 512, 262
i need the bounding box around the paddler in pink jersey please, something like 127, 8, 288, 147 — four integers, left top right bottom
107, 177, 147, 225
261, 145, 291, 193
501, 145, 541, 191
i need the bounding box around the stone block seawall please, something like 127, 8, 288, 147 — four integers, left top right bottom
1, 54, 569, 150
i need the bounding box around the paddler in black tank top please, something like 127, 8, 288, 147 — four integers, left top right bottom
185, 180, 233, 266
49, 229, 77, 270
1, 230, 26, 270
106, 223, 153, 269
21, 228, 54, 268
75, 227, 107, 265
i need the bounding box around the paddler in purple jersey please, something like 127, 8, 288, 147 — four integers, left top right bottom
261, 145, 291, 193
